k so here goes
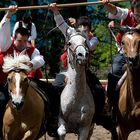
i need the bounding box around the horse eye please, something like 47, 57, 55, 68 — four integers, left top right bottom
7, 77, 12, 83
24, 77, 28, 82
121, 41, 125, 46
67, 42, 71, 46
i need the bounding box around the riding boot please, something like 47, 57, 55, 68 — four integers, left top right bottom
0, 88, 8, 139
107, 73, 120, 125
86, 69, 105, 121
46, 73, 65, 137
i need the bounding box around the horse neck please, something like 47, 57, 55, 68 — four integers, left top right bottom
67, 63, 87, 91
127, 67, 140, 101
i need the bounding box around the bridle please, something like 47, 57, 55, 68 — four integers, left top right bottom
7, 68, 30, 99
66, 32, 89, 68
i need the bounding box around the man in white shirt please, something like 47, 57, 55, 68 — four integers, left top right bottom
102, 0, 140, 125
0, 5, 44, 138
13, 14, 37, 47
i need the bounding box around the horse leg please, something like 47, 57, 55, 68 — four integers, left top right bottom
78, 126, 92, 140
117, 126, 128, 140
57, 118, 66, 140
110, 126, 118, 140
87, 124, 94, 140
22, 126, 40, 140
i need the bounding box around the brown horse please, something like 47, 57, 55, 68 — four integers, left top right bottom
117, 26, 140, 140
2, 54, 46, 140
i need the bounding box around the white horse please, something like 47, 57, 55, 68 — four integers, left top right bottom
57, 32, 95, 140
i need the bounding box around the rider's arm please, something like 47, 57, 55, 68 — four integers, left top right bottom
54, 13, 69, 38
102, 0, 128, 20
0, 6, 17, 52
108, 7, 129, 20
49, 3, 75, 38
0, 15, 12, 52
89, 37, 99, 51
30, 48, 45, 70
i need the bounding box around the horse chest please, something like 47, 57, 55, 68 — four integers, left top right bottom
61, 86, 94, 122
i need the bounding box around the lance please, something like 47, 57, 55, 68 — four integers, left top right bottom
0, 0, 126, 11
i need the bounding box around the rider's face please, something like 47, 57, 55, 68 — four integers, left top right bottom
78, 25, 89, 33
133, 7, 140, 23
14, 33, 28, 51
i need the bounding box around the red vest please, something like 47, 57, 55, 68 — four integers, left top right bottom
116, 10, 138, 45
0, 41, 43, 84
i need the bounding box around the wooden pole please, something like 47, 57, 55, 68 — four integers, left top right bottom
0, 0, 126, 11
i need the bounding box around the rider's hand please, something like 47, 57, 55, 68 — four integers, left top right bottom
6, 5, 18, 19
108, 21, 115, 28
68, 17, 76, 26
102, 0, 110, 5
48, 3, 59, 15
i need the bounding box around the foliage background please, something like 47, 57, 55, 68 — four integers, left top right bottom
0, 0, 130, 79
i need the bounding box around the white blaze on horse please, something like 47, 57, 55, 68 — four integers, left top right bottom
117, 26, 140, 140
57, 31, 95, 140
2, 53, 45, 140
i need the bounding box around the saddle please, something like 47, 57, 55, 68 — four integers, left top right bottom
29, 78, 49, 103
28, 78, 52, 137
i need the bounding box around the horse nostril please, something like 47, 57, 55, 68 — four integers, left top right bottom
128, 57, 134, 62
86, 52, 89, 58
78, 53, 83, 57
12, 101, 24, 110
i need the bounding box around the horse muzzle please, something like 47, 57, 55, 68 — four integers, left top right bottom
127, 55, 140, 69
12, 100, 24, 110
76, 52, 88, 65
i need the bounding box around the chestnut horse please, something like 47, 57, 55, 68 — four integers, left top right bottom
117, 26, 140, 140
2, 54, 46, 140
57, 31, 95, 140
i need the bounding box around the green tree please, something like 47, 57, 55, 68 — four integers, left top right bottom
0, 0, 130, 79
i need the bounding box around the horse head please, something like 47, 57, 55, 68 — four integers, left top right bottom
67, 31, 89, 68
121, 26, 140, 69
2, 54, 32, 110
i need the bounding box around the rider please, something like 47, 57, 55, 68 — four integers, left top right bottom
0, 5, 45, 138
102, 0, 140, 122
13, 13, 37, 47
49, 3, 105, 129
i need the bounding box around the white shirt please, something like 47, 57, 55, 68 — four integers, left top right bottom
54, 13, 99, 51
108, 7, 130, 53
108, 7, 129, 21
12, 21, 37, 41
0, 15, 44, 70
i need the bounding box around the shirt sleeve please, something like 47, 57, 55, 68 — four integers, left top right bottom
54, 14, 69, 38
54, 13, 76, 41
0, 15, 12, 52
12, 21, 19, 38
28, 23, 37, 41
30, 48, 45, 69
108, 7, 128, 20
89, 37, 99, 51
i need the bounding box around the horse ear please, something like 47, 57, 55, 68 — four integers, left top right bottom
136, 24, 140, 30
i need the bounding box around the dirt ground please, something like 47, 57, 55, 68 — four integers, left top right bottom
39, 124, 140, 140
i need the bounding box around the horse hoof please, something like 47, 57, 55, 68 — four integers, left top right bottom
57, 125, 66, 136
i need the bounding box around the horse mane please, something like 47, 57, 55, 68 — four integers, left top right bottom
2, 54, 32, 73
71, 29, 86, 38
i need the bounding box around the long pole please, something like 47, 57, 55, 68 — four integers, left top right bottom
0, 0, 126, 11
